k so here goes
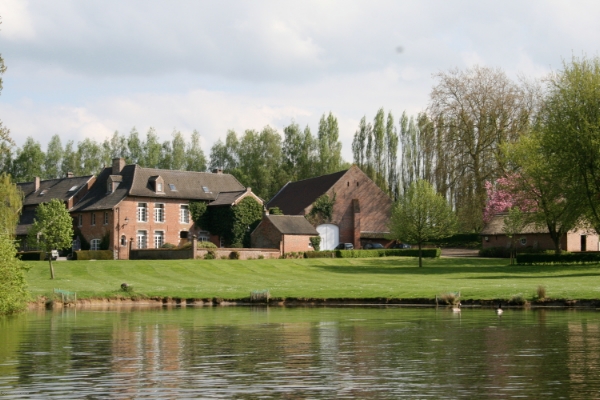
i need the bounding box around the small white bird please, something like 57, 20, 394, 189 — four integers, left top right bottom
452, 302, 462, 312
496, 303, 503, 315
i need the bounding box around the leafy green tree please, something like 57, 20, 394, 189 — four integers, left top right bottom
0, 151, 28, 315
159, 140, 173, 170
61, 140, 79, 177
372, 108, 386, 189
539, 56, 600, 233
44, 134, 63, 179
502, 207, 527, 265
27, 199, 74, 279
186, 130, 207, 172
171, 130, 187, 170
388, 180, 457, 267
209, 130, 239, 172
143, 127, 162, 168
77, 138, 103, 176
317, 112, 343, 175
12, 137, 45, 182
386, 111, 399, 198
282, 122, 303, 181
127, 128, 143, 164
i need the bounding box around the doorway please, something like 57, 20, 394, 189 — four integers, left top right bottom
581, 235, 587, 252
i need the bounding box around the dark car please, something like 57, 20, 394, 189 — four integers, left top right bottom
336, 243, 354, 250
392, 243, 411, 249
364, 243, 384, 249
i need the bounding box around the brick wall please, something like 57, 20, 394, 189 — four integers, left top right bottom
482, 230, 600, 252
282, 234, 313, 253
251, 218, 282, 250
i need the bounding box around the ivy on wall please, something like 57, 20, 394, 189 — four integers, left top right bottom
190, 197, 263, 247
306, 193, 336, 225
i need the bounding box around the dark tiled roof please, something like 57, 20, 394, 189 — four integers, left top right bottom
129, 166, 245, 200
208, 190, 247, 206
267, 215, 319, 235
267, 169, 348, 215
480, 213, 547, 235
72, 164, 247, 212
17, 175, 93, 206
71, 166, 134, 212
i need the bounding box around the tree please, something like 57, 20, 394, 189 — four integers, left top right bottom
0, 173, 23, 236
317, 112, 343, 175
127, 128, 143, 165
538, 56, 600, 233
388, 180, 457, 267
12, 137, 45, 182
143, 127, 162, 168
44, 134, 63, 179
27, 199, 74, 279
171, 130, 186, 170
502, 207, 527, 265
186, 130, 207, 172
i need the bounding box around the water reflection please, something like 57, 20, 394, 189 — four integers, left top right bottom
0, 307, 599, 398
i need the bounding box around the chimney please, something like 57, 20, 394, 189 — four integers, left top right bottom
34, 177, 40, 192
212, 168, 223, 174
67, 172, 74, 178
112, 158, 125, 175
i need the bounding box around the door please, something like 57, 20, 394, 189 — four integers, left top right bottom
581, 235, 587, 252
316, 224, 339, 250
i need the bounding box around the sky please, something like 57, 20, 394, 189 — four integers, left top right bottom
0, 0, 599, 162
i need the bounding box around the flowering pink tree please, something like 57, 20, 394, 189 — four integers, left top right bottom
483, 174, 536, 224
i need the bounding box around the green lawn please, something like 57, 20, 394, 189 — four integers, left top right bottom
24, 256, 600, 301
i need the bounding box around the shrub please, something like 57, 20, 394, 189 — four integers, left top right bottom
309, 236, 321, 252
537, 285, 547, 300
17, 251, 44, 261
282, 252, 303, 259
438, 292, 461, 305
258, 255, 264, 259
161, 243, 177, 249
479, 247, 511, 258
197, 241, 217, 249
230, 242, 243, 248
73, 250, 114, 260
120, 283, 134, 292
229, 251, 240, 260
337, 248, 441, 258
179, 242, 192, 250
509, 294, 527, 305
204, 250, 216, 260
304, 251, 336, 258
517, 252, 600, 265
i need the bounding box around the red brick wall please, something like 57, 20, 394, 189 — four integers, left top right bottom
251, 218, 282, 250
282, 234, 313, 253
482, 231, 600, 252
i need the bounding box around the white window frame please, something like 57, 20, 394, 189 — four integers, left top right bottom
154, 231, 164, 249
90, 238, 101, 251
120, 235, 127, 247
157, 182, 163, 192
180, 204, 190, 223
137, 230, 148, 249
154, 203, 165, 223
137, 203, 148, 222
104, 212, 109, 225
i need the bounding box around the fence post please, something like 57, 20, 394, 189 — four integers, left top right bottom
192, 235, 198, 259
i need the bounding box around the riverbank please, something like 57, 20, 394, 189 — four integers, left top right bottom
24, 257, 600, 307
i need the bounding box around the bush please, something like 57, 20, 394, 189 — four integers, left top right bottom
230, 242, 243, 248
309, 236, 321, 252
17, 251, 44, 261
73, 250, 114, 260
336, 248, 441, 258
197, 241, 217, 249
517, 252, 600, 265
537, 285, 547, 300
282, 252, 303, 259
204, 250, 216, 260
161, 243, 177, 249
509, 293, 528, 305
479, 247, 511, 258
304, 251, 336, 258
229, 251, 240, 260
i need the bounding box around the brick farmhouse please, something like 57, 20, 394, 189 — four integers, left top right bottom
71, 158, 262, 259
265, 165, 393, 250
481, 213, 599, 252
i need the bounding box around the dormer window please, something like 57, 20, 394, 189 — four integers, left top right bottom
169, 184, 177, 191
157, 182, 163, 192
150, 176, 164, 193
38, 190, 47, 196
202, 186, 211, 193
68, 185, 79, 192
107, 175, 122, 194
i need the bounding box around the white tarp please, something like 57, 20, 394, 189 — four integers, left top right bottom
316, 224, 339, 250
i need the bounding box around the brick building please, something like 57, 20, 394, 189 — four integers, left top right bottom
71, 158, 262, 259
251, 214, 319, 253
266, 165, 392, 250
16, 174, 95, 249
481, 213, 599, 252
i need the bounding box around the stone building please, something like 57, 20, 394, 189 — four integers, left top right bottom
251, 214, 319, 253
266, 165, 392, 250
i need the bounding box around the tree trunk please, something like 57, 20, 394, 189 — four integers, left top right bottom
418, 242, 423, 268
49, 258, 55, 279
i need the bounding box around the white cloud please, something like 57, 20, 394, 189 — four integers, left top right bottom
0, 0, 35, 40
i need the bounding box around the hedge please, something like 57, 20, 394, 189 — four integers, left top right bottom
517, 252, 600, 265
73, 250, 114, 260
17, 251, 44, 261
304, 251, 337, 258
336, 248, 441, 258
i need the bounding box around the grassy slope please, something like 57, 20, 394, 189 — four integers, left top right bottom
24, 257, 600, 301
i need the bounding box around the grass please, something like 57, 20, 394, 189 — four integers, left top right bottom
23, 256, 600, 302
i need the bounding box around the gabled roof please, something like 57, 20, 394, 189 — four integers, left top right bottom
17, 175, 94, 206
266, 215, 319, 235
208, 188, 263, 207
72, 163, 248, 212
266, 169, 348, 215
481, 213, 547, 235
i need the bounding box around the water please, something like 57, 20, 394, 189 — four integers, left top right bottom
1, 306, 599, 399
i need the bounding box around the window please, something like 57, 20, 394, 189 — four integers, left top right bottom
154, 231, 164, 248
137, 230, 148, 249
157, 182, 163, 192
90, 239, 101, 251
154, 203, 165, 223
104, 212, 109, 225
520, 237, 527, 246
38, 190, 47, 196
137, 203, 148, 222
78, 214, 83, 227
198, 231, 210, 242
180, 231, 189, 239
91, 213, 96, 226
180, 205, 189, 223
68, 185, 79, 192
202, 186, 211, 193
120, 235, 127, 247
169, 184, 177, 191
